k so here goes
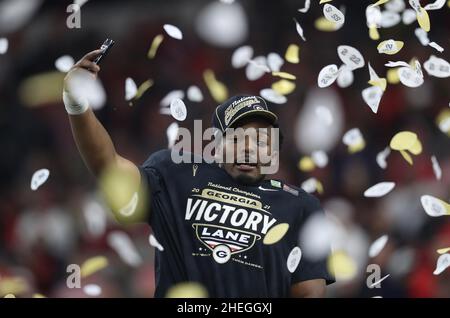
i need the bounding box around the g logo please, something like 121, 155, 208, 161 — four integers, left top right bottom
212, 245, 231, 264
253, 105, 263, 110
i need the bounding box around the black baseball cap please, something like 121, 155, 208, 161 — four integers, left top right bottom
212, 95, 278, 133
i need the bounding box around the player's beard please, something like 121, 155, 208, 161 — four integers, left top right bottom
234, 172, 265, 186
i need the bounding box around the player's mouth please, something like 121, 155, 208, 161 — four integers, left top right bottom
234, 158, 258, 172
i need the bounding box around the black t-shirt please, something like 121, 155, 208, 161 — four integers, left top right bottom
139, 149, 334, 297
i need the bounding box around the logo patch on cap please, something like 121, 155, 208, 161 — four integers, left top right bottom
224, 96, 261, 126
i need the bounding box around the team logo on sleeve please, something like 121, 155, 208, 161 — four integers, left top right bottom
185, 188, 277, 264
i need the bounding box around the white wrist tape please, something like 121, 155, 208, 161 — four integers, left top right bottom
63, 90, 89, 115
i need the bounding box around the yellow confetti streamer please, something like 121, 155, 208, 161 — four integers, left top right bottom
348, 140, 366, 154
147, 34, 164, 59
327, 251, 358, 281
370, 0, 390, 7
298, 157, 315, 172
409, 139, 422, 155
166, 282, 209, 298
263, 223, 289, 245
316, 180, 324, 194
203, 69, 228, 103
80, 256, 109, 278
272, 71, 296, 80
135, 79, 154, 100
320, 0, 333, 3
387, 68, 400, 84
369, 25, 380, 40
437, 247, 450, 254
315, 17, 339, 32
399, 150, 413, 165
417, 7, 430, 32
272, 79, 296, 95
285, 44, 300, 64
390, 131, 418, 151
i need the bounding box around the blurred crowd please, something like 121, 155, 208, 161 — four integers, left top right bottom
0, 0, 449, 297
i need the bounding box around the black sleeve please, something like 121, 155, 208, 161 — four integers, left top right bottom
292, 195, 335, 286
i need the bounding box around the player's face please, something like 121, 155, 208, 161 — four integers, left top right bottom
222, 117, 276, 185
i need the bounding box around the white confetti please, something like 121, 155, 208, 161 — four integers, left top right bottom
55, 55, 74, 72
438, 117, 450, 133
294, 18, 306, 41
415, 27, 430, 45
369, 274, 390, 288
376, 147, 391, 169
82, 199, 106, 238
423, 0, 446, 10
163, 24, 183, 40
0, 38, 8, 54
420, 195, 449, 217
64, 68, 106, 110
398, 62, 424, 87
315, 106, 334, 125
287, 247, 302, 273
259, 88, 287, 104
431, 156, 442, 180
231, 45, 253, 69
187, 85, 203, 102
311, 150, 328, 168
317, 64, 339, 88
366, 6, 382, 27
336, 65, 354, 88
166, 122, 179, 148
386, 0, 406, 12
125, 78, 138, 101
267, 53, 284, 72
433, 254, 450, 275
160, 90, 185, 107
170, 98, 187, 121
149, 234, 165, 252
107, 231, 142, 267
385, 60, 410, 68
364, 182, 395, 198
343, 128, 364, 147
337, 45, 365, 70
423, 55, 450, 78
298, 0, 311, 13
402, 9, 417, 24
428, 42, 444, 53
246, 56, 269, 81
30, 169, 50, 191
369, 235, 389, 258
380, 11, 401, 28
323, 4, 345, 26
83, 284, 102, 297
408, 0, 421, 12
362, 86, 384, 114
301, 178, 320, 194
377, 39, 403, 55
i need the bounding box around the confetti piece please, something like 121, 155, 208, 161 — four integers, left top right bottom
260, 88, 287, 104
149, 234, 165, 251
385, 60, 411, 68
387, 68, 400, 84
160, 90, 184, 107
32, 293, 45, 298
83, 284, 102, 297
398, 62, 424, 87
376, 147, 391, 169
364, 182, 395, 198
370, 0, 391, 8
362, 86, 384, 113
298, 0, 311, 13
402, 9, 417, 24
187, 85, 203, 102
147, 34, 164, 59
298, 157, 316, 172
337, 45, 365, 70
170, 98, 187, 121
271, 79, 296, 95
436, 109, 450, 135
314, 17, 342, 31
203, 69, 228, 103
417, 7, 430, 32
343, 128, 365, 153
267, 53, 284, 72
380, 11, 401, 28
311, 150, 329, 168
369, 274, 390, 287
301, 177, 324, 194
409, 138, 422, 155
415, 27, 430, 45
366, 6, 382, 40
409, 0, 421, 12
163, 24, 183, 40
386, 0, 406, 12
315, 105, 334, 125
421, 195, 450, 217
431, 156, 442, 180
263, 223, 289, 245
246, 56, 270, 80
287, 247, 302, 273
423, 55, 450, 78
166, 122, 179, 148
4, 294, 15, 298
428, 42, 444, 53
107, 231, 142, 267
437, 247, 450, 254
55, 55, 74, 72
320, 0, 333, 3
125, 78, 137, 101
272, 71, 296, 80
118, 192, 138, 216
0, 38, 8, 54
318, 64, 339, 88
80, 256, 108, 278
368, 63, 387, 91
285, 44, 300, 64
30, 168, 49, 191
323, 4, 345, 26
424, 0, 446, 10
369, 25, 380, 40
336, 65, 354, 88
166, 282, 208, 298
231, 45, 253, 69
327, 250, 358, 281
400, 149, 413, 165
135, 79, 154, 100
390, 131, 418, 150
433, 254, 450, 275
377, 39, 404, 55
293, 18, 306, 41
369, 235, 389, 258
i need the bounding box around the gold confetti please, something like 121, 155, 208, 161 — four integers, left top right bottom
298, 157, 315, 172
285, 44, 300, 64
436, 109, 450, 137
399, 150, 413, 165
32, 293, 46, 298
319, 0, 333, 3
314, 17, 339, 31
370, 0, 391, 7
377, 40, 404, 55
4, 294, 16, 298
368, 78, 387, 91
327, 250, 357, 281
263, 223, 289, 245
147, 34, 164, 59
80, 256, 109, 278
409, 139, 422, 155
349, 140, 366, 154
369, 25, 380, 40
203, 69, 228, 103
135, 79, 154, 100
271, 79, 296, 95
390, 131, 418, 151
272, 71, 296, 80
166, 282, 208, 298
387, 68, 400, 84
417, 7, 430, 32
437, 247, 450, 254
